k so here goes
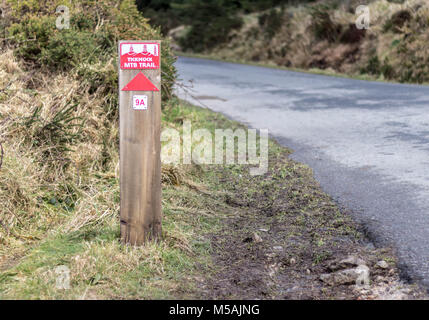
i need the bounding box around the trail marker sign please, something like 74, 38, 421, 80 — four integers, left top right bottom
119, 40, 162, 245
120, 42, 160, 69
132, 95, 148, 110
121, 72, 159, 92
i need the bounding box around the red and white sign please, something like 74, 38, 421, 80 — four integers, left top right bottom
121, 72, 159, 91
133, 95, 148, 110
120, 43, 160, 70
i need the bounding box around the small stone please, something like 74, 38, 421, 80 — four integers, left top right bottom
355, 265, 370, 287
306, 269, 311, 275
339, 256, 366, 268
259, 228, 269, 232
253, 233, 263, 243
273, 246, 283, 251
320, 265, 370, 286
328, 255, 366, 271
290, 258, 296, 265
376, 260, 389, 269
320, 269, 359, 286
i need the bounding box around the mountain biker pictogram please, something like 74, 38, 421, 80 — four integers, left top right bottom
120, 43, 160, 70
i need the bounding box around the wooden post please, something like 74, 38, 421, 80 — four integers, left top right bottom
118, 40, 162, 245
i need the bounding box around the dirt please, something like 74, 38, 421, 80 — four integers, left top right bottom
198, 146, 427, 300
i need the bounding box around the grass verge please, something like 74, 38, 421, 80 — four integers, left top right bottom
1, 97, 426, 299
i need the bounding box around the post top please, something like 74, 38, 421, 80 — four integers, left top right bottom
119, 40, 162, 44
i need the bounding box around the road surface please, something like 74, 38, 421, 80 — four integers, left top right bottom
175, 56, 429, 287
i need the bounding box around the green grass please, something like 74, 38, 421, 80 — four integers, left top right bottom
0, 98, 242, 299
1, 97, 418, 299
0, 182, 222, 299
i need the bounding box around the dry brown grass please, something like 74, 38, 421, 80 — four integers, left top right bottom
203, 0, 429, 83
0, 48, 119, 257
0, 45, 221, 299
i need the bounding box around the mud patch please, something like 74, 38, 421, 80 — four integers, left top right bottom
199, 145, 426, 299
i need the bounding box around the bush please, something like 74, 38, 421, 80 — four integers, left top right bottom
41, 30, 100, 70
310, 5, 342, 42
360, 55, 396, 80
5, 0, 176, 101
339, 23, 366, 44
75, 62, 119, 119
258, 8, 285, 38
21, 102, 84, 159
396, 35, 429, 83
177, 0, 243, 52
8, 16, 56, 64
381, 60, 395, 79
383, 10, 412, 33
361, 55, 381, 75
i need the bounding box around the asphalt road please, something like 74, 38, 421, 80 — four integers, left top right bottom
175, 56, 429, 288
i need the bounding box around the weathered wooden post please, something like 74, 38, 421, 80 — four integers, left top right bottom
118, 40, 162, 245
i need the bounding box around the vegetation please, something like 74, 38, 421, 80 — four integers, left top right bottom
136, 0, 317, 52
153, 0, 429, 85
0, 0, 180, 298
0, 69, 421, 297
258, 7, 285, 38
0, 0, 426, 299
310, 4, 342, 42
4, 0, 176, 100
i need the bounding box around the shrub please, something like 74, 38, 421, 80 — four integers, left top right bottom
396, 35, 429, 83
383, 10, 412, 33
339, 23, 366, 44
75, 62, 119, 119
8, 16, 56, 64
21, 102, 84, 159
361, 55, 381, 75
5, 0, 176, 101
177, 0, 243, 52
381, 58, 395, 79
41, 30, 100, 70
310, 5, 342, 42
360, 56, 396, 80
258, 8, 285, 38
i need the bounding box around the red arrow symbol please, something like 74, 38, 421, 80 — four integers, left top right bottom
121, 72, 159, 91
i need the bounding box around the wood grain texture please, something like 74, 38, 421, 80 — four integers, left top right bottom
119, 40, 162, 245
